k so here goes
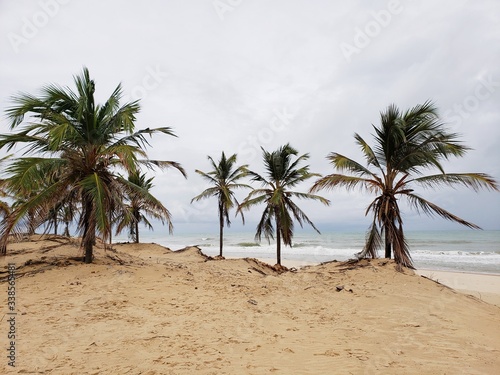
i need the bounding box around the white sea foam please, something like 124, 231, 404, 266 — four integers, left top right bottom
115, 230, 500, 274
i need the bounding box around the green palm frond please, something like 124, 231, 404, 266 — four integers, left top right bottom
327, 152, 378, 177
355, 133, 382, 171
411, 173, 499, 192
254, 205, 275, 243
1, 67, 184, 260
191, 186, 220, 202
192, 152, 250, 255
312, 101, 498, 269
241, 144, 329, 265
405, 193, 481, 229
311, 174, 378, 193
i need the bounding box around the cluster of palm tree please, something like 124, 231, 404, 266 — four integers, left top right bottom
0, 69, 497, 269
0, 68, 186, 263
193, 103, 498, 269
193, 145, 330, 265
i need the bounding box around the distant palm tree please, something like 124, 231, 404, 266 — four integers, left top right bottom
0, 67, 186, 262
0, 156, 12, 220
0, 198, 9, 220
115, 170, 174, 243
311, 101, 498, 269
192, 152, 250, 256
238, 144, 330, 266
0, 184, 10, 221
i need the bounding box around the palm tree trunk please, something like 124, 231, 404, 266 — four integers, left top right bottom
135, 219, 139, 243
84, 236, 93, 264
219, 203, 224, 257
28, 210, 35, 235
82, 199, 94, 264
384, 225, 392, 258
276, 217, 281, 266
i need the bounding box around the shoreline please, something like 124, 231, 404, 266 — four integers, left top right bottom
416, 267, 500, 277
416, 269, 500, 307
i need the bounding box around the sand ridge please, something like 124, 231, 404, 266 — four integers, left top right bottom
1, 236, 499, 374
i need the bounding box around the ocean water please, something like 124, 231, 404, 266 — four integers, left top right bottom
115, 230, 500, 274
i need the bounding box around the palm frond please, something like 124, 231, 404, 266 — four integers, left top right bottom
354, 133, 382, 171
310, 174, 378, 193
410, 173, 499, 192
406, 193, 481, 229
356, 220, 381, 259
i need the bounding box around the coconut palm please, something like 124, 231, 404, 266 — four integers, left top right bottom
0, 156, 12, 219
238, 144, 330, 266
310, 101, 498, 269
191, 152, 250, 256
0, 67, 186, 262
0, 183, 10, 220
115, 170, 173, 243
0, 197, 9, 220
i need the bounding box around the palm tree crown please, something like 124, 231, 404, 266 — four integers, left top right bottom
0, 67, 186, 262
115, 170, 174, 243
191, 152, 250, 256
311, 101, 498, 269
238, 144, 330, 266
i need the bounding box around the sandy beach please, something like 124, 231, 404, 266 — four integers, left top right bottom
416, 269, 500, 307
1, 236, 499, 374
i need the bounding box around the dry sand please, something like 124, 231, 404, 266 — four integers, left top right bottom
1, 236, 499, 374
417, 269, 500, 308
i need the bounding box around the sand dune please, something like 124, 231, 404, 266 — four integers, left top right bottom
1, 236, 499, 374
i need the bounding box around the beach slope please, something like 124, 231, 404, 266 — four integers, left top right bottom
1, 236, 499, 374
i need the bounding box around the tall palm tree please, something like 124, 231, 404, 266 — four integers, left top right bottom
115, 170, 174, 243
238, 144, 330, 266
310, 101, 498, 269
0, 67, 186, 263
191, 152, 250, 257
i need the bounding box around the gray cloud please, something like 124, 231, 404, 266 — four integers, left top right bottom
1, 0, 499, 233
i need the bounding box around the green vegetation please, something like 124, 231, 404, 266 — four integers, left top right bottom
238, 144, 330, 266
0, 68, 185, 263
114, 170, 176, 243
0, 71, 496, 270
191, 152, 250, 257
311, 101, 498, 269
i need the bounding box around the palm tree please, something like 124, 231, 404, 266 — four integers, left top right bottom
310, 101, 498, 269
0, 183, 11, 221
0, 197, 10, 220
191, 152, 250, 257
238, 144, 330, 266
0, 156, 12, 220
0, 67, 186, 263
115, 170, 174, 243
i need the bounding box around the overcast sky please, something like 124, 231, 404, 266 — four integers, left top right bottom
1, 0, 499, 234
